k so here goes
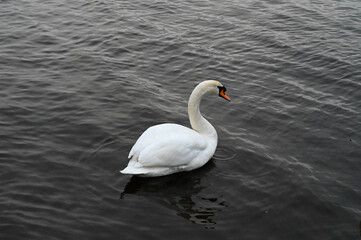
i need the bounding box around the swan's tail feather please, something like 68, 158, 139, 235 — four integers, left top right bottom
120, 166, 149, 175
120, 165, 177, 177
120, 157, 148, 175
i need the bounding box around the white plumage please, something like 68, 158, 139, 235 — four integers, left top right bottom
120, 80, 230, 177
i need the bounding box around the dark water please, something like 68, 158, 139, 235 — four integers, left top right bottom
1, 0, 360, 239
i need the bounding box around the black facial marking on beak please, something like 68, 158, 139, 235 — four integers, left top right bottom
218, 85, 230, 101
217, 85, 226, 94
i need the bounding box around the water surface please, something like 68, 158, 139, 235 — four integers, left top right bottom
1, 0, 360, 239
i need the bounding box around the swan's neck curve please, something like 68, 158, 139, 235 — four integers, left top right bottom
188, 84, 217, 143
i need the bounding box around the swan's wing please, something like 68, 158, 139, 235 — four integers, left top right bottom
128, 123, 194, 159
137, 133, 208, 168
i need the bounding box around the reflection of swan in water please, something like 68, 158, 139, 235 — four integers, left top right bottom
120, 161, 227, 229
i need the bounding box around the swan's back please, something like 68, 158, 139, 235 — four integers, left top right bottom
128, 123, 193, 158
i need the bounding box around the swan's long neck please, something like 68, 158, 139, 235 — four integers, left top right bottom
188, 84, 217, 143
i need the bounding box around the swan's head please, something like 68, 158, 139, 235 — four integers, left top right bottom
204, 80, 231, 102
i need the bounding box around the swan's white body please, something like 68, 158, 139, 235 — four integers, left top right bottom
121, 80, 230, 177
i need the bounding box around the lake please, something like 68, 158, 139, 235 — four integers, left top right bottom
1, 0, 360, 239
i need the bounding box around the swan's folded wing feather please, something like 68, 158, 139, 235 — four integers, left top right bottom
128, 126, 157, 159
128, 123, 196, 159
138, 134, 207, 167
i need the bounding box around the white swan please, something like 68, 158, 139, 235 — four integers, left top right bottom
120, 80, 230, 177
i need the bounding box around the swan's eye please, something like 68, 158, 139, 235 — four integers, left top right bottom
217, 86, 226, 93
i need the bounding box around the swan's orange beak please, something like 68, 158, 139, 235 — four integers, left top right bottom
219, 88, 230, 102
